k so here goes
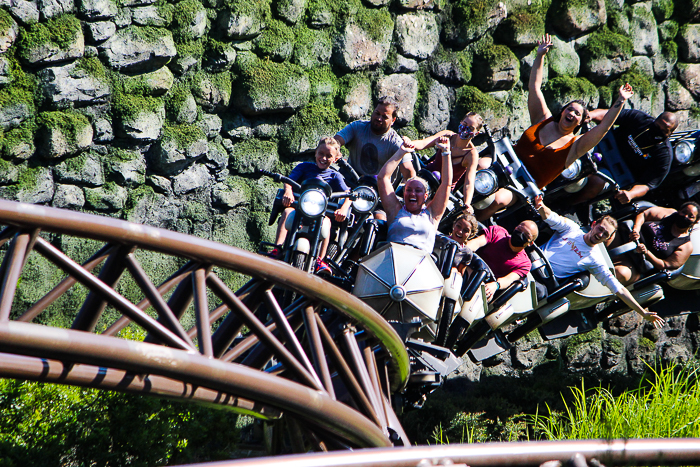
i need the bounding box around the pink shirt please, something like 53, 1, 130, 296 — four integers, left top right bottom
477, 226, 531, 279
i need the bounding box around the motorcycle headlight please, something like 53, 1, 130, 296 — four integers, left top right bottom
352, 186, 377, 214
474, 170, 498, 196
675, 141, 695, 165
561, 159, 582, 180
298, 189, 327, 217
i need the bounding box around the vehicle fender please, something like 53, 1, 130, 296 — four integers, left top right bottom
320, 218, 331, 240
459, 286, 486, 324
443, 269, 463, 301
485, 303, 514, 330
473, 193, 495, 211
536, 300, 570, 325
284, 210, 296, 231
294, 237, 310, 254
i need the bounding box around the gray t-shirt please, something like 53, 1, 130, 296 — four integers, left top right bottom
336, 120, 403, 176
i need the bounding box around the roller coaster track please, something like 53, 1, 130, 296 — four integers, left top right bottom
0, 199, 410, 453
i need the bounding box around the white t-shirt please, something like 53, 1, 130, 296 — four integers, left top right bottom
336, 120, 403, 176
543, 212, 624, 294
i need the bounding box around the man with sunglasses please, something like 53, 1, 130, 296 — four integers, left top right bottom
534, 195, 665, 328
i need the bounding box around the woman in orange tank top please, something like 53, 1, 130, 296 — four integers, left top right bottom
475, 34, 634, 221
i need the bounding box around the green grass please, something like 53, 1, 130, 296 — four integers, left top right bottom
531, 364, 700, 440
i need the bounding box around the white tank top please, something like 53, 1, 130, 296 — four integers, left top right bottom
387, 207, 437, 253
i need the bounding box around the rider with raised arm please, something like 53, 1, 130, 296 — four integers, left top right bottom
533, 194, 665, 328
476, 34, 634, 221
411, 112, 484, 210
272, 137, 353, 273
377, 136, 453, 253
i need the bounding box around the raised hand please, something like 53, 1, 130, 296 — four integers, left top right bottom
537, 34, 553, 55
533, 194, 544, 210
435, 135, 450, 153
629, 229, 640, 242
619, 82, 634, 101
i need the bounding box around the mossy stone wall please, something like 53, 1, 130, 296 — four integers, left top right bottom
0, 0, 698, 338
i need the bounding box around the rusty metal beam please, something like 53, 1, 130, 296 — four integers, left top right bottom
34, 237, 193, 351
169, 439, 700, 467
0, 352, 281, 420
0, 321, 391, 449
0, 200, 408, 391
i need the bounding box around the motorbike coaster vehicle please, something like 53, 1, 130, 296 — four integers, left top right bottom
260, 169, 370, 274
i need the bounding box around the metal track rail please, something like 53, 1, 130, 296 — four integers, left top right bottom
0, 199, 410, 451
171, 439, 700, 467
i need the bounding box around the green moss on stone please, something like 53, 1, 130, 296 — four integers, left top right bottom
604, 336, 624, 354
164, 82, 191, 121
579, 26, 633, 62
598, 85, 612, 108
675, 0, 700, 19
37, 110, 90, 145
2, 119, 36, 160
292, 25, 332, 68
175, 39, 205, 59
307, 65, 337, 105
651, 0, 674, 21
610, 64, 655, 98
18, 14, 81, 59
661, 40, 678, 62
496, 7, 546, 44
161, 123, 206, 149
172, 0, 203, 41
229, 138, 279, 174
254, 18, 294, 61
221, 0, 271, 19
351, 6, 392, 43
452, 0, 500, 31
0, 86, 35, 115
428, 46, 472, 84
638, 336, 656, 352
564, 326, 602, 361
111, 92, 164, 120
74, 56, 107, 81
455, 85, 506, 119
280, 103, 342, 155
235, 55, 309, 112
658, 21, 678, 41
543, 75, 598, 110
0, 9, 15, 34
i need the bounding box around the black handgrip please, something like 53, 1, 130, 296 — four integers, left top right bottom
439, 242, 459, 278
258, 169, 301, 191
546, 278, 585, 303
463, 269, 488, 302
507, 314, 543, 343
337, 158, 360, 185
491, 280, 525, 310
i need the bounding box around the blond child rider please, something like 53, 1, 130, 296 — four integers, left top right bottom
273, 137, 353, 273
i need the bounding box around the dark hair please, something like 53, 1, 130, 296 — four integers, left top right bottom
553, 100, 589, 134
376, 96, 399, 119
680, 201, 700, 225
453, 212, 478, 240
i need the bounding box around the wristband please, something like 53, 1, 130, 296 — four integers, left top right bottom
442, 151, 451, 156
495, 281, 500, 291
401, 153, 412, 164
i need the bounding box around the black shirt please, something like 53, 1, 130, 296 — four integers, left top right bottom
611, 109, 672, 190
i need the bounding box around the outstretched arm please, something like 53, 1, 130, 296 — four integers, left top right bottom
428, 136, 453, 223
568, 83, 633, 166
615, 287, 665, 328
528, 34, 553, 125
404, 130, 454, 151
533, 194, 553, 220
462, 145, 480, 207
378, 143, 415, 223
